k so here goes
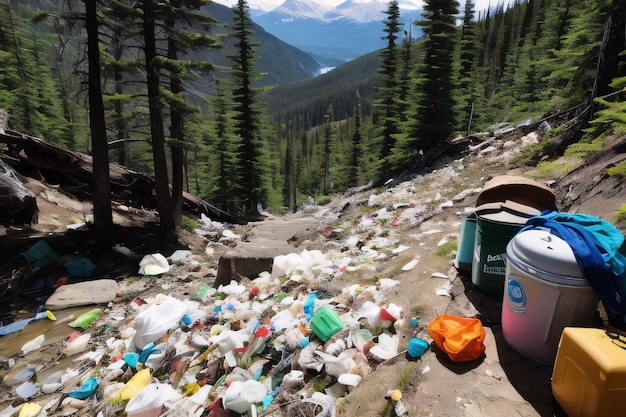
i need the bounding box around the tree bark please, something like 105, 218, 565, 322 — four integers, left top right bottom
142, 0, 177, 242
85, 0, 114, 250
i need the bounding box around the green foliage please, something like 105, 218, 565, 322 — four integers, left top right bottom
228, 0, 271, 217
436, 241, 458, 257
536, 159, 576, 177
182, 215, 199, 230
0, 0, 623, 219
564, 137, 605, 159
0, 4, 69, 144
407, 0, 459, 148
607, 161, 626, 177
615, 204, 626, 223
316, 195, 332, 206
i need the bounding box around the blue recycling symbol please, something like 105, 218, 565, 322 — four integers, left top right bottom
507, 278, 526, 315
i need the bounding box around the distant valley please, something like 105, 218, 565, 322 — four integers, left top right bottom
217, 0, 423, 68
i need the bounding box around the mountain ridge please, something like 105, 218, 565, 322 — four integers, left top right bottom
253, 0, 422, 66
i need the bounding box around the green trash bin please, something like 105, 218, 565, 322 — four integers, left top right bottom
471, 202, 539, 297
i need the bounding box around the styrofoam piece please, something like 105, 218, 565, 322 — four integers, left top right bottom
338, 373, 362, 387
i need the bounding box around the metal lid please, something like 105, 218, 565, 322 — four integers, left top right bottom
506, 228, 588, 285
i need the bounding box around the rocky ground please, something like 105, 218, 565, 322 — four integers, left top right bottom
0, 129, 624, 417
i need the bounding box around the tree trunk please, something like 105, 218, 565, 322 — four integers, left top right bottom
167, 15, 184, 228
142, 0, 177, 242
85, 0, 114, 250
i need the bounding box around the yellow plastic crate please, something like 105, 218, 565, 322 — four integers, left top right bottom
552, 327, 626, 417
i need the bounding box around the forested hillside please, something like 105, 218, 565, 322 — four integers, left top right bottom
0, 0, 625, 243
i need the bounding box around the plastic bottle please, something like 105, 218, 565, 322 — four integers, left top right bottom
21, 335, 45, 355
69, 308, 102, 329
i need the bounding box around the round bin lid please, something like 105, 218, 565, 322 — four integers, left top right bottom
476, 201, 539, 225
476, 175, 557, 211
507, 228, 587, 285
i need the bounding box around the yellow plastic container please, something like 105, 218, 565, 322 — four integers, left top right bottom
551, 327, 626, 417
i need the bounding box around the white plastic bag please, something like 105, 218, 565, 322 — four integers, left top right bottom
131, 297, 187, 351
125, 383, 182, 417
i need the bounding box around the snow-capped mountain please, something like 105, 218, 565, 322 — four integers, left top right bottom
213, 0, 423, 68
214, 0, 423, 16
272, 0, 335, 20
255, 0, 422, 66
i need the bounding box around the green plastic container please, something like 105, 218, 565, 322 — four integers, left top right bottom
310, 307, 345, 342
454, 213, 477, 273
471, 208, 529, 297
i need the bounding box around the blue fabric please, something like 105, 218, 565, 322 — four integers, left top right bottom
523, 211, 626, 319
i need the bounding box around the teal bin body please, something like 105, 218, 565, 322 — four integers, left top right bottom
455, 213, 477, 273
471, 209, 529, 297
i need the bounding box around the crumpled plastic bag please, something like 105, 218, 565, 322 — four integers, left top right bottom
125, 383, 182, 417
138, 253, 170, 275
427, 314, 486, 362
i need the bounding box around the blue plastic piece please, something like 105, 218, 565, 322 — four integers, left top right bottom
0, 311, 48, 336
123, 352, 140, 369
303, 292, 318, 322
252, 367, 263, 381
263, 394, 274, 410
137, 342, 155, 363
68, 376, 99, 399
298, 336, 310, 348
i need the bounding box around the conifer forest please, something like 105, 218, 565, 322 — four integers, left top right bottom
0, 0, 625, 243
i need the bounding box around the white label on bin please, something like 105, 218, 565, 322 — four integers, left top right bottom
507, 278, 526, 315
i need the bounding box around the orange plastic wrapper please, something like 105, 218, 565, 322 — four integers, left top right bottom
427, 314, 486, 362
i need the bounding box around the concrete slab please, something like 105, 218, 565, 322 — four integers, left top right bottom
45, 279, 119, 310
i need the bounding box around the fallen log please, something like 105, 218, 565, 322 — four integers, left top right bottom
0, 157, 38, 225
0, 128, 243, 224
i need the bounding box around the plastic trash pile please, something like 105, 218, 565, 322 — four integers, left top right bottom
1, 245, 435, 417
1, 152, 490, 417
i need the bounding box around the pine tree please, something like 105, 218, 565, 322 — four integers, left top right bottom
0, 1, 68, 144
377, 0, 403, 174
229, 0, 269, 216
321, 105, 334, 195
211, 81, 241, 214
407, 0, 460, 149
457, 0, 478, 132
162, 0, 220, 226
347, 91, 363, 187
